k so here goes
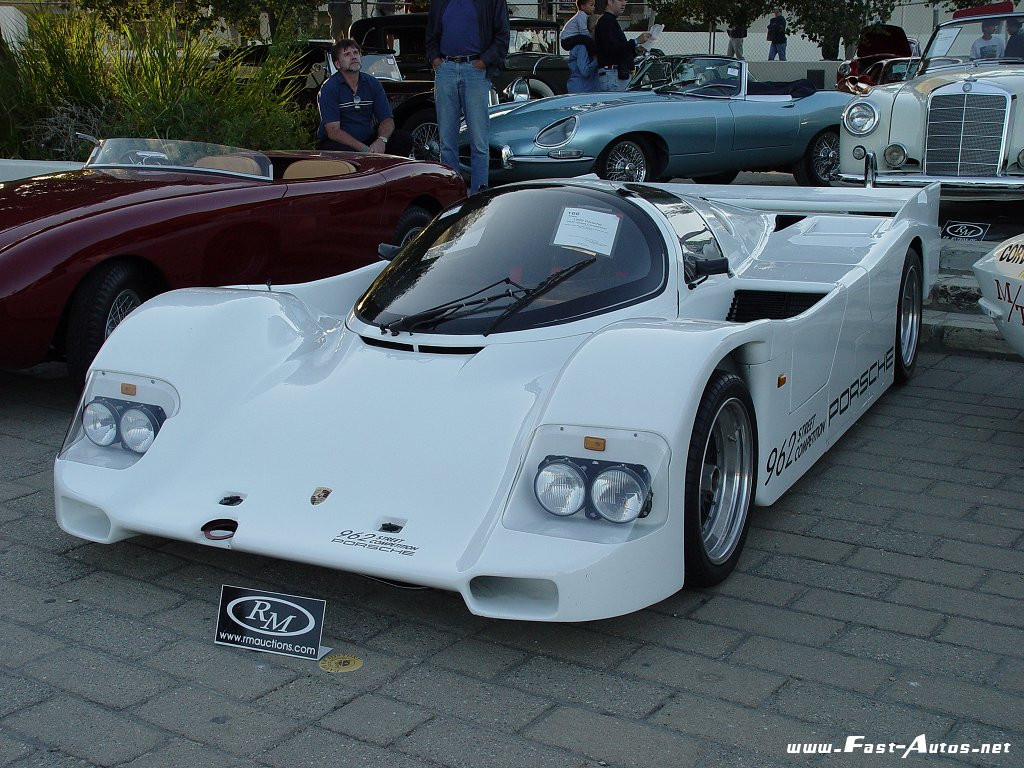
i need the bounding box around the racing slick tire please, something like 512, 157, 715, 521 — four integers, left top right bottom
66, 261, 151, 389
793, 128, 839, 187
684, 370, 757, 587
894, 247, 923, 385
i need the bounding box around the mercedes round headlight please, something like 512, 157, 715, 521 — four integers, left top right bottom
83, 399, 118, 447
843, 101, 879, 136
120, 406, 159, 454
590, 466, 649, 524
534, 460, 586, 516
536, 116, 577, 147
883, 143, 907, 168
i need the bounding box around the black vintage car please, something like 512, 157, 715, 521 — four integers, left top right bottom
349, 13, 570, 97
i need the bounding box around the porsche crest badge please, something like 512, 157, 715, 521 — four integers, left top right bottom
310, 487, 332, 505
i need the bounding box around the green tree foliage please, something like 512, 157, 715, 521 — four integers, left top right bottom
785, 0, 903, 58
75, 0, 317, 41
0, 9, 314, 159
647, 0, 773, 33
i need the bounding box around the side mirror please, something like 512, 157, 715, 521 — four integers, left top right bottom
378, 243, 400, 261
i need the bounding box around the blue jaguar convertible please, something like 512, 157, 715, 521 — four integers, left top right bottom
462, 56, 853, 186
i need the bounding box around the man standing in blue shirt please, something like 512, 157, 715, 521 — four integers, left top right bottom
426, 0, 510, 194
317, 39, 413, 156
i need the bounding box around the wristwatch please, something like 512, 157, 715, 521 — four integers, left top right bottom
379, 135, 389, 144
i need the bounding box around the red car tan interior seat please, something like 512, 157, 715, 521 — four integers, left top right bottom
281, 159, 358, 179
193, 155, 263, 175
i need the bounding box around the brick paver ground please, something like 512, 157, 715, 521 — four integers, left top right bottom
0, 353, 1021, 767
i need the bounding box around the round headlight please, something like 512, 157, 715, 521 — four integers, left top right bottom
843, 102, 879, 136
536, 116, 577, 147
534, 461, 586, 516
591, 466, 649, 524
1017, 148, 1024, 168
883, 143, 907, 168
120, 407, 159, 454
83, 399, 118, 447
837, 62, 851, 76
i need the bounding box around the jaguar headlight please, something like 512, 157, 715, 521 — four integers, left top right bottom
536, 116, 577, 148
843, 101, 879, 136
83, 399, 119, 447
534, 460, 586, 516
120, 406, 160, 454
837, 61, 852, 77
591, 466, 649, 524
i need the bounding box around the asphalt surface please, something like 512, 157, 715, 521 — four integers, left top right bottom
1, 349, 1023, 768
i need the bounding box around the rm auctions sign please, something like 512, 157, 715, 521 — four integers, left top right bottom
215, 585, 326, 660
941, 220, 990, 241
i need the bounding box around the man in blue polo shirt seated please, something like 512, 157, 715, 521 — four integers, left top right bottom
317, 39, 413, 156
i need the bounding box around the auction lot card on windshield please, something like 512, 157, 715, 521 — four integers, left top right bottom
553, 207, 620, 255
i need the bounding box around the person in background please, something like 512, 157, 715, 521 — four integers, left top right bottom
561, 0, 596, 50
726, 24, 746, 59
971, 19, 1005, 59
594, 0, 651, 92
566, 13, 601, 92
1005, 17, 1024, 58
426, 0, 510, 194
767, 8, 787, 61
317, 39, 414, 156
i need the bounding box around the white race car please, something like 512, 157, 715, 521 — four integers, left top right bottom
54, 180, 940, 622
974, 235, 1024, 357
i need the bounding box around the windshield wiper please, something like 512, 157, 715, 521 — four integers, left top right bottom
381, 277, 526, 335
482, 257, 596, 337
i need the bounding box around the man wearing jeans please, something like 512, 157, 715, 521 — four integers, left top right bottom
594, 0, 650, 92
426, 0, 509, 194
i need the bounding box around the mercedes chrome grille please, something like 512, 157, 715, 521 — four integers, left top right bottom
925, 92, 1008, 177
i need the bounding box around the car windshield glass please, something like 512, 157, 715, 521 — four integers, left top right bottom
650, 57, 742, 96
510, 27, 558, 53
361, 53, 403, 80
924, 15, 1024, 63
356, 186, 667, 335
86, 138, 272, 178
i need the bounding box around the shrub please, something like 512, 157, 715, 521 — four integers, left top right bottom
0, 8, 313, 159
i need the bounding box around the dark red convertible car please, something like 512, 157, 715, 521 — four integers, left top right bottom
0, 138, 465, 384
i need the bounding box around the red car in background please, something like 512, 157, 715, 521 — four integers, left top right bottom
837, 24, 920, 93
0, 138, 465, 385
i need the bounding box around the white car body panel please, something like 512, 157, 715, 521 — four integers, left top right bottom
54, 180, 940, 621
973, 235, 1024, 356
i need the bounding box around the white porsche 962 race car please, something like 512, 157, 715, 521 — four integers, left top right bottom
54, 180, 940, 622
974, 235, 1024, 358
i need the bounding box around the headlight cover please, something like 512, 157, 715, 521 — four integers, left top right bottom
60, 371, 178, 469
843, 101, 879, 136
536, 116, 577, 147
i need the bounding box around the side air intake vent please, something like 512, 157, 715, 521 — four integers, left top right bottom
727, 290, 826, 322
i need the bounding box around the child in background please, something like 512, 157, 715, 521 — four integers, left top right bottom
561, 0, 596, 52
567, 12, 600, 92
